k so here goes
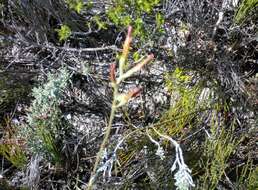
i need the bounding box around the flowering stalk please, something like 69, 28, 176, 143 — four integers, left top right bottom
86, 26, 154, 190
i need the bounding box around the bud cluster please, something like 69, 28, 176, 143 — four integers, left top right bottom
110, 26, 154, 108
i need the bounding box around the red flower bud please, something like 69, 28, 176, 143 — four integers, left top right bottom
128, 87, 141, 98
134, 54, 154, 71
115, 87, 141, 107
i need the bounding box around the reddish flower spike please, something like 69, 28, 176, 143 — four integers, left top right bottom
110, 63, 116, 83
122, 26, 133, 59
127, 25, 133, 38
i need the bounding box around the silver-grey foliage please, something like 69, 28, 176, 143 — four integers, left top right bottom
23, 68, 70, 161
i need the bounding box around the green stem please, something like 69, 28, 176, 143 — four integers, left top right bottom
87, 86, 118, 190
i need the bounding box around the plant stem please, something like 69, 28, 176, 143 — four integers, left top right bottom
87, 86, 118, 190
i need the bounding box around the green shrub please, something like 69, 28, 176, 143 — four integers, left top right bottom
65, 0, 84, 13
56, 24, 72, 41
23, 68, 70, 164
234, 0, 258, 24
157, 68, 203, 135
199, 114, 238, 189
107, 0, 163, 38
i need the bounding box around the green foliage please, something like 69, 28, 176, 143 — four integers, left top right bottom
56, 24, 72, 41
158, 68, 202, 135
234, 0, 258, 24
200, 114, 238, 189
65, 0, 84, 13
24, 68, 70, 163
235, 157, 258, 189
155, 12, 165, 31
0, 141, 27, 169
107, 0, 162, 38
133, 51, 141, 61
0, 118, 27, 169
93, 15, 107, 30
247, 166, 258, 189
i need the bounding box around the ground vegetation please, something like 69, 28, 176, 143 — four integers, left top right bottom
0, 0, 257, 189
